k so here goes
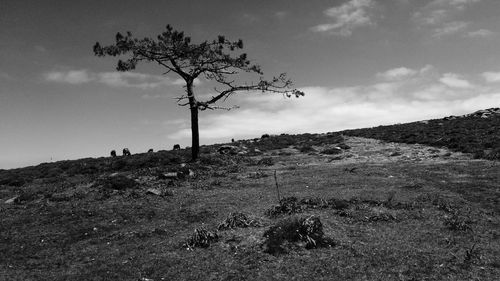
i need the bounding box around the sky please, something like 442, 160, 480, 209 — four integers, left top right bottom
1, 0, 500, 169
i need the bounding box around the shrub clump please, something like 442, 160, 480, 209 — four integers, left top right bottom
266, 197, 351, 217
217, 212, 262, 230
184, 227, 219, 250
263, 216, 335, 254
265, 197, 304, 217
257, 157, 274, 166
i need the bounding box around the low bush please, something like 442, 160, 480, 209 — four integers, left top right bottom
184, 227, 219, 250
263, 216, 335, 254
265, 197, 304, 217
217, 212, 262, 230
257, 157, 274, 166
266, 196, 350, 218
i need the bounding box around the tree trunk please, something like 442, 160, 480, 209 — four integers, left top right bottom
187, 83, 199, 161
190, 104, 199, 161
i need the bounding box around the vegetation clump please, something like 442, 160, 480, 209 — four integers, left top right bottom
266, 196, 351, 217
184, 227, 219, 250
257, 157, 274, 166
217, 212, 262, 230
263, 216, 335, 254
444, 212, 472, 231
265, 197, 304, 217
99, 174, 137, 190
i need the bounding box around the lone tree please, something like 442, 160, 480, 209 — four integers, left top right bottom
94, 25, 304, 161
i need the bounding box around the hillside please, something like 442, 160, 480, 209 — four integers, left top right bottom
342, 108, 500, 160
1, 112, 500, 280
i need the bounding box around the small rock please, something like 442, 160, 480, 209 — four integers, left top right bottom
160, 172, 179, 179
390, 151, 402, 157
146, 188, 162, 196
218, 145, 241, 155
4, 196, 19, 204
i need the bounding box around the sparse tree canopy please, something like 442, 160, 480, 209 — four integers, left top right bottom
94, 25, 304, 160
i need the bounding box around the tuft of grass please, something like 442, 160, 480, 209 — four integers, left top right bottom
183, 227, 219, 250
263, 215, 335, 254
257, 157, 274, 166
443, 212, 472, 231
266, 196, 351, 218
265, 197, 304, 218
217, 212, 262, 230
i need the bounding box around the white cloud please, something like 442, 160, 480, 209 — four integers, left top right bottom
466, 29, 494, 38
274, 11, 288, 20
168, 66, 495, 142
433, 21, 469, 37
44, 70, 93, 84
433, 0, 481, 9
311, 0, 375, 36
44, 69, 192, 89
413, 0, 481, 38
377, 67, 418, 81
413, 9, 449, 26
439, 73, 473, 88
482, 72, 500, 83
97, 72, 176, 89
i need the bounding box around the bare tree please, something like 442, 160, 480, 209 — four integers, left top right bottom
94, 25, 304, 161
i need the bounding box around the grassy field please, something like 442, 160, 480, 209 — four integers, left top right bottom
1, 134, 499, 280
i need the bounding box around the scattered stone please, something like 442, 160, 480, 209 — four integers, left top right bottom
320, 147, 342, 155
146, 188, 162, 196
159, 172, 180, 180
218, 145, 242, 155
4, 196, 19, 204
337, 143, 351, 149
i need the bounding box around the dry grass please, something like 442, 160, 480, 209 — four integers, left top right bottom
0, 135, 499, 280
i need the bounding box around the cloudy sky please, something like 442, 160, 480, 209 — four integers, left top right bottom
1, 0, 500, 169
